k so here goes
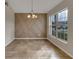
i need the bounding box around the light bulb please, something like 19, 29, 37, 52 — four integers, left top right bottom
27, 14, 31, 18
32, 14, 35, 18
35, 15, 37, 18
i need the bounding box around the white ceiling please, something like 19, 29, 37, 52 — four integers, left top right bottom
7, 0, 63, 13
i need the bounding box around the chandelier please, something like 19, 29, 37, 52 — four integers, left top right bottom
27, 0, 38, 19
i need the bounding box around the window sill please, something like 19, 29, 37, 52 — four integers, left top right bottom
57, 38, 68, 44
51, 35, 68, 44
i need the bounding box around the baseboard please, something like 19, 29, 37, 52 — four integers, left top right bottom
47, 38, 73, 58
15, 38, 47, 40
5, 39, 15, 47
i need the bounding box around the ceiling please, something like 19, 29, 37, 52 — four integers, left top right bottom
7, 0, 63, 13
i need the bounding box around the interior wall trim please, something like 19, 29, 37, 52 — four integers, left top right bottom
5, 39, 15, 47
47, 38, 73, 58
15, 38, 47, 40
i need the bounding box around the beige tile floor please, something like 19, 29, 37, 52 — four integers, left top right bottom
5, 39, 72, 59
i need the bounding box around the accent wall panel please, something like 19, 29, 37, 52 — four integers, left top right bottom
15, 13, 47, 38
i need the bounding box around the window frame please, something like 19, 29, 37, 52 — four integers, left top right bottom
48, 8, 68, 42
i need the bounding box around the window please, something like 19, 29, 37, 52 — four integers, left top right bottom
51, 15, 56, 36
57, 9, 68, 40
49, 9, 68, 41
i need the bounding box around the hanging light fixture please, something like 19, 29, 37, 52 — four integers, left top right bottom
27, 0, 38, 19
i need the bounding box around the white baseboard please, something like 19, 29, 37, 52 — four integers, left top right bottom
15, 38, 47, 40
47, 38, 73, 58
5, 39, 15, 47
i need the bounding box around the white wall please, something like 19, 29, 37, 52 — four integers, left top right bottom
47, 0, 73, 57
5, 5, 15, 47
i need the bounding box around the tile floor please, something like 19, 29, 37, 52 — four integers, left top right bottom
5, 39, 72, 59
